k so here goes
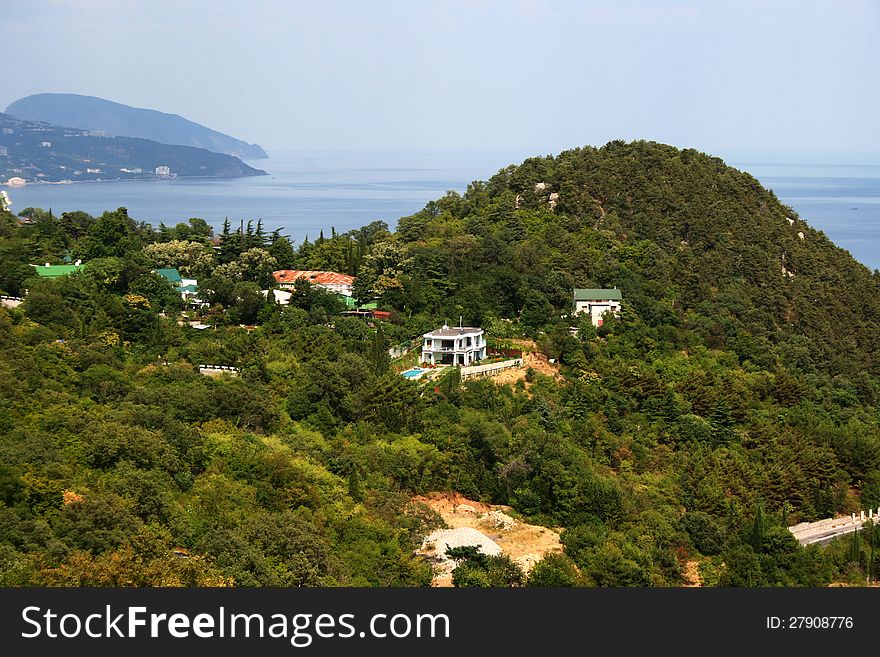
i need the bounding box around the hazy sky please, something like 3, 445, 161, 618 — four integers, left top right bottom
2, 0, 878, 155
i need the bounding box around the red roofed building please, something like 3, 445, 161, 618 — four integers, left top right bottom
273, 270, 355, 296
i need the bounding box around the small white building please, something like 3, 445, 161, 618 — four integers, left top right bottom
0, 146, 7, 156
41, 141, 52, 148
421, 325, 486, 366
573, 288, 622, 327
155, 165, 171, 176
261, 289, 293, 305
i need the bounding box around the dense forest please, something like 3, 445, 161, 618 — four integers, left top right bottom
1, 140, 878, 587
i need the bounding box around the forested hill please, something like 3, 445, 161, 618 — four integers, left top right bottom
6, 94, 268, 160
391, 140, 880, 378
1, 141, 879, 588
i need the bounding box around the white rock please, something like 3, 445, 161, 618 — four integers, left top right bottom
483, 510, 518, 530
422, 527, 502, 569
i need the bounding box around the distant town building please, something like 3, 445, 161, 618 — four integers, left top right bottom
1, 128, 13, 135
86, 168, 102, 174
120, 167, 143, 174
0, 146, 7, 156
6, 177, 26, 186
155, 165, 171, 176
573, 288, 622, 327
41, 141, 51, 148
421, 325, 486, 366
272, 270, 355, 297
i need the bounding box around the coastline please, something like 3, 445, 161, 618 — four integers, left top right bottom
3, 170, 269, 187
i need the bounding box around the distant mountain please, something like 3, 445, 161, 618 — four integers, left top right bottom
0, 112, 267, 183
6, 93, 268, 160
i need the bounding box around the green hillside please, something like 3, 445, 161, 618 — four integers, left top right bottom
0, 142, 878, 588
386, 140, 880, 378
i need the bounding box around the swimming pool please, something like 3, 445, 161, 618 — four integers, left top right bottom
401, 367, 426, 379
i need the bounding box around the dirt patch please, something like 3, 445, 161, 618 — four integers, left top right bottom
414, 492, 563, 586
683, 560, 702, 587
489, 349, 561, 387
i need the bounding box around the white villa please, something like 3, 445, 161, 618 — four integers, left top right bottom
573, 288, 622, 327
421, 325, 486, 366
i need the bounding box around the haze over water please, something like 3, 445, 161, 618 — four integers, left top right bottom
6, 150, 880, 270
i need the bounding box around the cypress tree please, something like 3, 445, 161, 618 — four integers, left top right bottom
348, 468, 363, 503
850, 527, 860, 565
751, 503, 766, 552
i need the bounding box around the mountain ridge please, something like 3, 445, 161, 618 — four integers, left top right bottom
6, 93, 268, 160
0, 112, 266, 183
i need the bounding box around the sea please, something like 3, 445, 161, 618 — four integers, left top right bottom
5, 150, 880, 270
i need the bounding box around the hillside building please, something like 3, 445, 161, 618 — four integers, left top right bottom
154, 268, 199, 300
573, 288, 622, 327
421, 325, 486, 366
272, 270, 355, 297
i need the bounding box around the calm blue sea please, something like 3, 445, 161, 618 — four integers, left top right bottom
728, 158, 880, 270
5, 150, 880, 270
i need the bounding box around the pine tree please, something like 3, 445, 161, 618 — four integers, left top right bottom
218, 217, 238, 264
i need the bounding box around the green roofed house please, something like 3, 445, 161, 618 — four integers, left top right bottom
154, 268, 200, 301
32, 262, 86, 278
573, 288, 622, 327
154, 268, 183, 284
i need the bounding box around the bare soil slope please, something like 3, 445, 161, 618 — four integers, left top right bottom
414, 492, 563, 586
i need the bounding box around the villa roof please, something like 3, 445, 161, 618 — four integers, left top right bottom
424, 326, 483, 337
273, 270, 355, 286
573, 288, 622, 301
